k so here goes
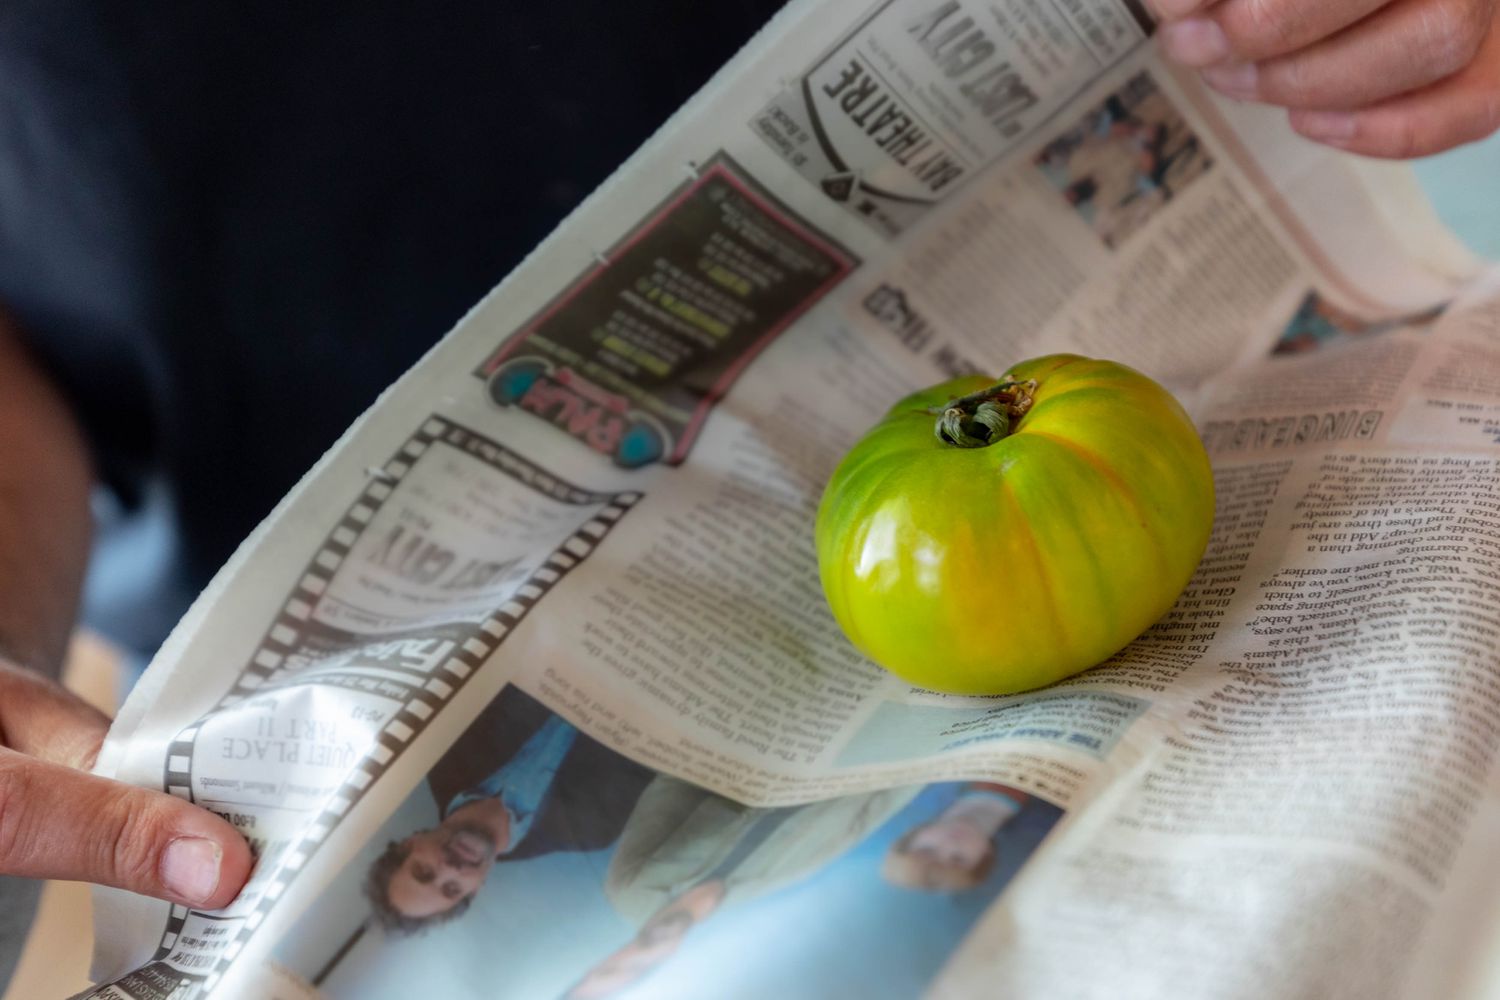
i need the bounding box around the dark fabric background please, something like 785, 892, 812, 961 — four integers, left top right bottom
0, 1, 784, 651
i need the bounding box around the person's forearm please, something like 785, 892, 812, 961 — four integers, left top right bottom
0, 307, 93, 675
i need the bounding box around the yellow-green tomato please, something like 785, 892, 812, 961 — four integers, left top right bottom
816, 354, 1214, 695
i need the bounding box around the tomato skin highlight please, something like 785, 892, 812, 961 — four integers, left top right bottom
815, 354, 1215, 695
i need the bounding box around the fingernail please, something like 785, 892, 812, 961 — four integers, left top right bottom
1159, 18, 1230, 67
162, 837, 223, 904
1153, 0, 1208, 18
1201, 62, 1258, 99
1292, 110, 1358, 141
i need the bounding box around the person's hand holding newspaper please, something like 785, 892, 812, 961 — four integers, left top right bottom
1157, 0, 1500, 157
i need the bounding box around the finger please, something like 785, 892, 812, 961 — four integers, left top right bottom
0, 660, 111, 769
1288, 24, 1500, 156
1159, 0, 1391, 65
1200, 0, 1496, 109
0, 749, 253, 908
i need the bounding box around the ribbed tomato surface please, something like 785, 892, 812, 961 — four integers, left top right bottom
816, 354, 1215, 695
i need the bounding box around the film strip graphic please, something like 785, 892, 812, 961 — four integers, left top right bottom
130, 415, 640, 998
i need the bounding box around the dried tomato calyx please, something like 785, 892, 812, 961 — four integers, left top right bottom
932, 377, 1037, 449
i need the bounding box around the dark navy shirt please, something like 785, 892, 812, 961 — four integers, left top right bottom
0, 2, 781, 652
429, 686, 651, 861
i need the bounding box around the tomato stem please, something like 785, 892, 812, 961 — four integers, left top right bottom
932, 378, 1037, 448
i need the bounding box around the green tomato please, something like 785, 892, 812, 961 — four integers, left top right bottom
816, 354, 1214, 695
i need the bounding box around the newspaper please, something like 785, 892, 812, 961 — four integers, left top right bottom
75, 1, 1500, 998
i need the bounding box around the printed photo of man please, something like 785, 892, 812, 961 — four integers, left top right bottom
278, 756, 1060, 998
881, 783, 1028, 892
363, 687, 651, 934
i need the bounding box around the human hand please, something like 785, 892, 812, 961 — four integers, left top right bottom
1154, 0, 1500, 158
0, 659, 252, 908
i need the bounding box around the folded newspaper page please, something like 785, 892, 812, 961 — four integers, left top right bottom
78, 1, 1500, 998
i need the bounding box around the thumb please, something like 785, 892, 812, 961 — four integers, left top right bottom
0, 748, 253, 908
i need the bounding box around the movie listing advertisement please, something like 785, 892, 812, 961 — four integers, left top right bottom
476, 153, 856, 470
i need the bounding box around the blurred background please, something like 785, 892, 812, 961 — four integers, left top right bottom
1413, 134, 1500, 259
